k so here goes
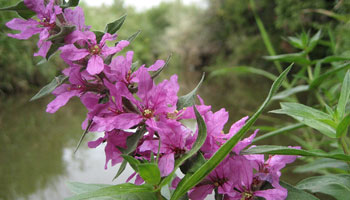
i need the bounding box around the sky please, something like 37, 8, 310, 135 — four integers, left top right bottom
82, 0, 205, 11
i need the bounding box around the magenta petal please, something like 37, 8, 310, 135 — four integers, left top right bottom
87, 55, 104, 75
113, 113, 143, 129
34, 40, 52, 57
148, 60, 165, 71
135, 175, 144, 185
88, 136, 105, 148
6, 18, 42, 40
126, 172, 136, 183
254, 188, 287, 200
233, 129, 258, 154
188, 184, 214, 200
158, 153, 174, 176
46, 90, 79, 113
60, 44, 89, 61
100, 33, 117, 46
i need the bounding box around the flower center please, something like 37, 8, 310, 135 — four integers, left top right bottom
241, 191, 254, 200
90, 44, 101, 55
40, 18, 56, 29
143, 109, 153, 119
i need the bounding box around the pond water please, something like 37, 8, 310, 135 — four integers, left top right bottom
0, 74, 304, 200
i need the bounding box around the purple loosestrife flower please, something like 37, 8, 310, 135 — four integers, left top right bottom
46, 66, 106, 113
225, 156, 287, 200
188, 158, 235, 200
88, 129, 132, 169
60, 31, 129, 75
139, 120, 194, 176
104, 51, 165, 84
6, 0, 61, 57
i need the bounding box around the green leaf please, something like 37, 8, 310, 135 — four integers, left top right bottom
280, 181, 320, 200
310, 62, 350, 89
296, 174, 350, 200
151, 54, 171, 79
127, 30, 141, 42
159, 105, 207, 188
47, 25, 76, 42
37, 43, 65, 65
316, 55, 350, 64
121, 155, 140, 172
271, 102, 336, 137
305, 30, 321, 53
65, 183, 157, 200
253, 123, 305, 143
105, 14, 127, 34
61, 0, 80, 8
170, 65, 292, 200
264, 53, 311, 65
113, 160, 127, 181
30, 75, 68, 101
118, 126, 146, 154
272, 85, 309, 100
337, 70, 350, 119
67, 182, 111, 194
180, 152, 206, 174
293, 158, 349, 173
93, 31, 105, 43
176, 73, 205, 110
241, 145, 350, 161
0, 1, 36, 19
138, 163, 161, 185
74, 120, 93, 153
287, 36, 305, 49
336, 114, 350, 138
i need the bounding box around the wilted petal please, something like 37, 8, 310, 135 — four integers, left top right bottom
87, 55, 104, 75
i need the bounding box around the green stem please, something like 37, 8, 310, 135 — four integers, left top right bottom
307, 65, 314, 80
340, 136, 350, 171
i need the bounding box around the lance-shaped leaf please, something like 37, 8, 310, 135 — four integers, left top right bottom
305, 30, 321, 53
127, 30, 141, 42
280, 181, 320, 200
296, 174, 350, 200
264, 53, 311, 65
30, 75, 68, 101
310, 62, 350, 89
293, 158, 349, 173
315, 55, 350, 64
159, 105, 207, 188
93, 31, 105, 43
74, 120, 92, 153
272, 85, 309, 100
113, 160, 127, 181
337, 70, 350, 119
61, 0, 80, 8
0, 1, 36, 19
67, 182, 111, 195
336, 114, 350, 138
118, 126, 146, 155
65, 183, 157, 200
121, 155, 140, 172
170, 65, 292, 200
253, 123, 305, 143
271, 102, 336, 138
138, 163, 161, 185
176, 73, 205, 110
105, 14, 127, 34
241, 145, 350, 161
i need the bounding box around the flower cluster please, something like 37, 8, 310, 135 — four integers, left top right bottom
5, 1, 298, 199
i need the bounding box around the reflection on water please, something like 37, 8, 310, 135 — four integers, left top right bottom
0, 95, 132, 200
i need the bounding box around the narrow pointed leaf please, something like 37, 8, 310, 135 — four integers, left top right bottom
293, 158, 349, 173
121, 155, 140, 172
118, 126, 146, 154
336, 114, 350, 138
306, 30, 321, 53
177, 73, 205, 110
272, 85, 309, 100
296, 174, 350, 200
310, 62, 350, 89
74, 120, 92, 154
264, 53, 311, 65
337, 70, 350, 119
170, 65, 292, 200
30, 75, 68, 101
127, 30, 141, 42
67, 182, 111, 194
65, 183, 156, 200
105, 14, 127, 34
241, 145, 350, 161
253, 123, 305, 143
0, 1, 36, 19
280, 181, 320, 200
113, 160, 127, 181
